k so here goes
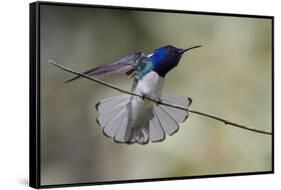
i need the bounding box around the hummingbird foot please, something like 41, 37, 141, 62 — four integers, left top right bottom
140, 94, 162, 105
156, 98, 162, 105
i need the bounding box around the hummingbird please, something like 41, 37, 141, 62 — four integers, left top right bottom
66, 45, 201, 144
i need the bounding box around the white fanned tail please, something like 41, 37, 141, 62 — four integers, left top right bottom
95, 95, 192, 144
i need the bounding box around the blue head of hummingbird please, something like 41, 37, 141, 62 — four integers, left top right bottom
65, 44, 201, 144
150, 45, 201, 77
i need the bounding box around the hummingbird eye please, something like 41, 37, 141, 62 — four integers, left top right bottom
169, 50, 177, 56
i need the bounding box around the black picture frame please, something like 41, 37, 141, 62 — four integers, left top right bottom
30, 1, 274, 189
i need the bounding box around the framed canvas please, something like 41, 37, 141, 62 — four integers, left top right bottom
29, 1, 274, 188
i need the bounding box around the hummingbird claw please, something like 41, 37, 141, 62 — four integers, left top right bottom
156, 98, 162, 105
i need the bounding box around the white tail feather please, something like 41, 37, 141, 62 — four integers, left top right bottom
159, 95, 192, 123
95, 95, 192, 144
149, 113, 165, 142
154, 106, 179, 135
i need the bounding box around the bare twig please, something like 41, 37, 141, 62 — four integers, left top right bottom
48, 60, 272, 136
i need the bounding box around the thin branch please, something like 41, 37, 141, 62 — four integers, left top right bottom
188, 110, 272, 135
48, 60, 272, 136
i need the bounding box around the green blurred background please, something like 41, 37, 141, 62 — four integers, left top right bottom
40, 4, 272, 185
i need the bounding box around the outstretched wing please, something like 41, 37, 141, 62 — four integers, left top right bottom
65, 52, 148, 83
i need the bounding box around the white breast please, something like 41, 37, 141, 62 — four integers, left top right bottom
134, 71, 164, 98
129, 71, 164, 128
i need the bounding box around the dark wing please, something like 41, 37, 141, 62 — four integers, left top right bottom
65, 52, 144, 83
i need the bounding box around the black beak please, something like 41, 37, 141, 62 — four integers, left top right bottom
178, 45, 202, 54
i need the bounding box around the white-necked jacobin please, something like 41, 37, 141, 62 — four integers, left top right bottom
66, 45, 201, 144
